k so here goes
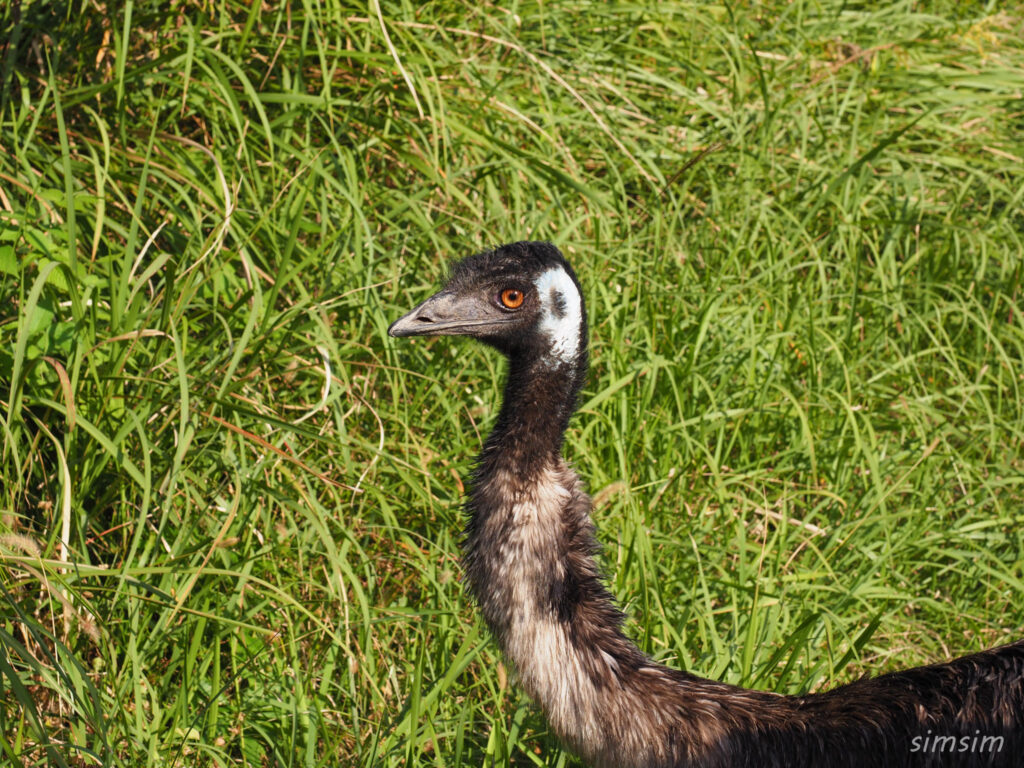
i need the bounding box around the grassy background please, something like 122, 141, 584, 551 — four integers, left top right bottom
2, 1, 1023, 765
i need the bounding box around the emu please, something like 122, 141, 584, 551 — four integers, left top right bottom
388, 241, 1024, 768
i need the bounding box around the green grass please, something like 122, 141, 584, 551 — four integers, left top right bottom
2, 1, 1023, 765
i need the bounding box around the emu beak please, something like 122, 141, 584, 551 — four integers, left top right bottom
389, 290, 503, 338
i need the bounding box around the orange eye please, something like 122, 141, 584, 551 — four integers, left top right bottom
500, 288, 524, 309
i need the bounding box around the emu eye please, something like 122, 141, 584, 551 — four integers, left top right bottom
500, 288, 524, 309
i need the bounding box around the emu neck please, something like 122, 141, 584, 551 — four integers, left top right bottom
479, 350, 585, 475
465, 341, 662, 764
463, 340, 764, 766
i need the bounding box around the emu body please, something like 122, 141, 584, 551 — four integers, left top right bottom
389, 241, 1024, 767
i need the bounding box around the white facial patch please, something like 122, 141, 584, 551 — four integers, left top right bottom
534, 267, 582, 366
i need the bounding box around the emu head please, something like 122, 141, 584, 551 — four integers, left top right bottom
388, 241, 586, 365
